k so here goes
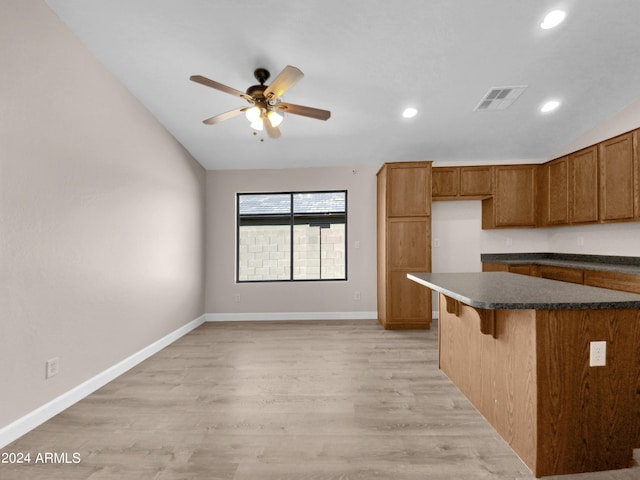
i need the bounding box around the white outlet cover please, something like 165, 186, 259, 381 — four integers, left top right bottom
589, 341, 606, 367
46, 357, 60, 378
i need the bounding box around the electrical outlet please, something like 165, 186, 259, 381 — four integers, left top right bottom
46, 357, 59, 379
234, 294, 241, 303
353, 291, 361, 301
590, 341, 606, 367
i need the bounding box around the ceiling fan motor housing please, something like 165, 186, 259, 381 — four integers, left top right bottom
246, 68, 271, 103
246, 84, 267, 101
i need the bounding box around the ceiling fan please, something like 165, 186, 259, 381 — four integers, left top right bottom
190, 65, 331, 138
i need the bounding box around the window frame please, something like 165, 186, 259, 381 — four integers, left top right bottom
236, 190, 348, 283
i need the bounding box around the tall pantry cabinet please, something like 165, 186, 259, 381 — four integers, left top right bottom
377, 162, 433, 329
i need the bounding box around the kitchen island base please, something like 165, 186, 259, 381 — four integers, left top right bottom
438, 293, 640, 477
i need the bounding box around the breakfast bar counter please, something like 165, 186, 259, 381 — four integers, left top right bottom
408, 272, 640, 478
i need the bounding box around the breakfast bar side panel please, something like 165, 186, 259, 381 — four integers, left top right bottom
535, 309, 640, 477
437, 293, 538, 473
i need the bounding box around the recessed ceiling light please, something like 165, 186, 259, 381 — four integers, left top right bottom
540, 10, 566, 29
402, 107, 418, 119
540, 100, 561, 113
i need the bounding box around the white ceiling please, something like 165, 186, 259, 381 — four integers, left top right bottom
45, 0, 640, 170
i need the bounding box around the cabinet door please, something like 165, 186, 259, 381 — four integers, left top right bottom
494, 165, 537, 227
388, 165, 431, 216
432, 167, 459, 198
569, 146, 599, 224
387, 217, 431, 325
388, 271, 432, 325
388, 218, 431, 270
547, 157, 569, 225
460, 166, 493, 197
599, 132, 635, 222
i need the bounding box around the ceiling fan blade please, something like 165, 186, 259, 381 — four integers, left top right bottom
202, 107, 248, 125
190, 75, 253, 103
263, 65, 303, 101
277, 102, 331, 121
262, 111, 281, 139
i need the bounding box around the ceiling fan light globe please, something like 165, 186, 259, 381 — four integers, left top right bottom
402, 107, 418, 118
267, 110, 284, 127
541, 10, 566, 29
245, 106, 262, 122
250, 118, 264, 131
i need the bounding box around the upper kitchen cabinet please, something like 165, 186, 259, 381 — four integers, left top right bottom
432, 167, 459, 199
460, 166, 493, 197
569, 145, 599, 224
433, 127, 639, 229
539, 157, 569, 226
432, 166, 493, 200
387, 162, 431, 217
598, 131, 637, 222
482, 165, 537, 228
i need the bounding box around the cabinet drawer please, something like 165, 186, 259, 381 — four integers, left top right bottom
584, 271, 640, 294
538, 266, 584, 284
482, 262, 510, 272
509, 265, 531, 276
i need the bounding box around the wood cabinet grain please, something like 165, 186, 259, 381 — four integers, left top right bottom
569, 145, 599, 224
460, 166, 493, 196
432, 166, 492, 200
538, 265, 584, 284
388, 164, 431, 217
377, 162, 432, 329
482, 262, 530, 275
545, 157, 570, 225
584, 270, 640, 294
598, 133, 636, 222
431, 167, 459, 198
436, 128, 640, 230
599, 131, 636, 222
483, 165, 537, 228
438, 293, 640, 476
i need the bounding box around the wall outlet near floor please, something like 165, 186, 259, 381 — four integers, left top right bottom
234, 294, 241, 303
46, 357, 59, 379
590, 341, 606, 367
353, 291, 361, 301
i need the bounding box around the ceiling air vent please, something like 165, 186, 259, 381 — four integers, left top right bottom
474, 85, 527, 111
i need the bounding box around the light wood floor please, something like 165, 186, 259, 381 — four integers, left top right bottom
2, 320, 639, 479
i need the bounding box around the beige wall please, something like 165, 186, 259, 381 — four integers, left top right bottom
0, 0, 206, 429
205, 166, 377, 316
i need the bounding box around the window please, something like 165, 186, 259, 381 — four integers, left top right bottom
237, 191, 347, 282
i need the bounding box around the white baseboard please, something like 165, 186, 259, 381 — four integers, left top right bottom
0, 315, 206, 450
205, 311, 378, 322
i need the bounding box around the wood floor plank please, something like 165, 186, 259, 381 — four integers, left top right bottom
1, 320, 639, 479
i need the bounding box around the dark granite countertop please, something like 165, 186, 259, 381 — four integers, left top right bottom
408, 272, 640, 310
481, 252, 640, 275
